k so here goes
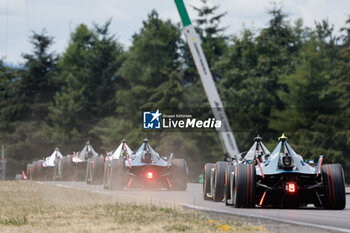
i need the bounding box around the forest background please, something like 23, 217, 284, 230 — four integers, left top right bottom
0, 1, 349, 181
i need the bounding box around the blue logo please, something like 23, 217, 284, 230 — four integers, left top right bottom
143, 110, 161, 129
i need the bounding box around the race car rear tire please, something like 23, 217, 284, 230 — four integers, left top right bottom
103, 160, 111, 189
86, 158, 92, 184
26, 163, 32, 179
232, 164, 256, 208
212, 161, 226, 202
60, 156, 74, 181
32, 161, 42, 181
171, 159, 188, 191
91, 156, 104, 185
224, 163, 234, 206
110, 159, 126, 190
45, 167, 56, 181
321, 164, 346, 210
203, 163, 214, 200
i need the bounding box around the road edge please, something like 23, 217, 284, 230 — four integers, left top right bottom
181, 203, 350, 233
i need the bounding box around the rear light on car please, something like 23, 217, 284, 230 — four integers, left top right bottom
147, 171, 153, 180
286, 183, 296, 193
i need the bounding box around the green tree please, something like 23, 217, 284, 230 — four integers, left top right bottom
10, 31, 58, 121
48, 21, 124, 149
269, 19, 343, 165
218, 6, 303, 149
92, 10, 183, 149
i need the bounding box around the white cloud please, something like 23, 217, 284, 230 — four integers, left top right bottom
0, 0, 349, 65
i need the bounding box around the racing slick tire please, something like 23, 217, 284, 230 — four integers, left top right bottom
45, 167, 56, 181
212, 161, 226, 202
203, 163, 214, 200
103, 160, 111, 189
171, 159, 188, 191
224, 163, 234, 206
90, 156, 104, 185
26, 163, 32, 179
109, 159, 126, 190
86, 158, 92, 184
32, 161, 42, 181
59, 155, 74, 181
321, 164, 346, 210
231, 164, 256, 208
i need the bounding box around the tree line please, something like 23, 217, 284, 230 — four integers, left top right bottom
0, 1, 349, 181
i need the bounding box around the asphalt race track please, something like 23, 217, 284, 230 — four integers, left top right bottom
48, 182, 350, 233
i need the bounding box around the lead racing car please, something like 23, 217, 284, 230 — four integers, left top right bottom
225, 134, 346, 209
105, 138, 188, 190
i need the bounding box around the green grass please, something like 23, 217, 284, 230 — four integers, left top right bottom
0, 181, 267, 232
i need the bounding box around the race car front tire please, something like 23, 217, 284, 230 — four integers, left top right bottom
212, 161, 226, 202
321, 164, 346, 209
232, 164, 256, 208
203, 163, 214, 200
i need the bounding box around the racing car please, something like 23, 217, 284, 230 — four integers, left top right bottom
28, 148, 63, 181
103, 139, 133, 189
203, 135, 270, 203
225, 134, 346, 209
58, 141, 102, 181
105, 138, 188, 190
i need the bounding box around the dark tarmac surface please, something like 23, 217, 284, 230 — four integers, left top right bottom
47, 182, 350, 233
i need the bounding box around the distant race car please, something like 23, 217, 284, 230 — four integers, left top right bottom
223, 134, 346, 209
103, 139, 133, 189
203, 135, 270, 203
27, 148, 63, 181
58, 141, 102, 181
105, 138, 188, 190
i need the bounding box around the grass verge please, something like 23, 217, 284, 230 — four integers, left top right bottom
0, 181, 267, 232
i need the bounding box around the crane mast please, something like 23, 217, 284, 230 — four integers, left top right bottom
174, 0, 240, 160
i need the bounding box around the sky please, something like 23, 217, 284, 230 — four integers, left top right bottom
0, 0, 349, 65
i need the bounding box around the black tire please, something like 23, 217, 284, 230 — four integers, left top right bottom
171, 159, 188, 191
32, 161, 42, 181
53, 159, 60, 180
86, 158, 92, 184
212, 161, 226, 202
321, 164, 346, 210
232, 164, 256, 208
45, 167, 56, 181
110, 159, 126, 190
224, 163, 234, 206
103, 160, 111, 189
29, 164, 34, 180
203, 163, 214, 200
90, 156, 104, 185
26, 164, 32, 179
60, 156, 74, 181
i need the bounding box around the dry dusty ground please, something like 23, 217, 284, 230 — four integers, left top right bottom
0, 181, 267, 233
